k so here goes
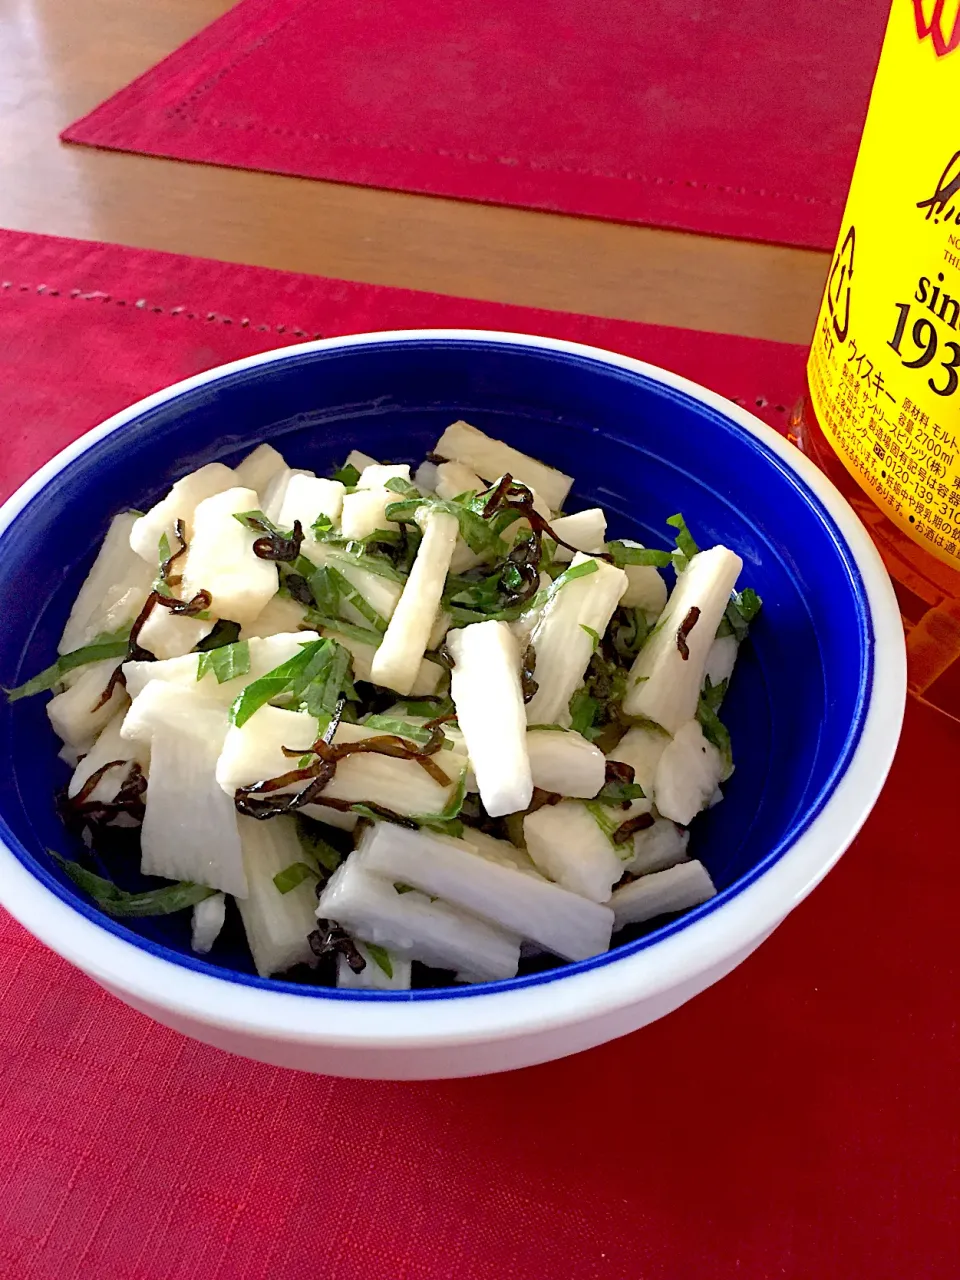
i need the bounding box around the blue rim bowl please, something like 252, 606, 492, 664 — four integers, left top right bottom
0, 331, 906, 1074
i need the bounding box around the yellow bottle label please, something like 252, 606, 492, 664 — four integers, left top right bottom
808, 0, 960, 569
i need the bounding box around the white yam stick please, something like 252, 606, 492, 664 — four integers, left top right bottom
622, 546, 742, 731
447, 620, 533, 817
370, 508, 459, 695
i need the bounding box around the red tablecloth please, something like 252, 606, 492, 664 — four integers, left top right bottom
62, 0, 889, 249
0, 230, 956, 1280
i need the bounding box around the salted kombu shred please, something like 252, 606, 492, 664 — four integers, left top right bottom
235, 730, 452, 820
676, 606, 701, 661
310, 920, 366, 973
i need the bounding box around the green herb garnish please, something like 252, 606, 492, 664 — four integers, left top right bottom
391, 696, 455, 719
591, 778, 646, 807
309, 565, 388, 633
50, 852, 216, 917
580, 625, 600, 651
610, 607, 649, 661
385, 488, 506, 557
384, 476, 420, 499
313, 544, 408, 584
273, 862, 320, 894
717, 588, 763, 642
666, 513, 700, 573
232, 508, 280, 534
568, 688, 601, 739
196, 639, 250, 685
360, 715, 455, 750
228, 637, 354, 728
584, 802, 635, 852
4, 628, 131, 702
567, 644, 627, 744
697, 676, 733, 773
364, 942, 393, 979
304, 614, 384, 648
605, 541, 673, 568
296, 815, 346, 872
332, 462, 361, 486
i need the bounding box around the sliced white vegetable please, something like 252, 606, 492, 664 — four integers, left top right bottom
261, 467, 315, 526
126, 686, 245, 896
317, 857, 520, 981
339, 488, 399, 541
524, 554, 627, 727
129, 462, 236, 563
134, 608, 216, 660
298, 805, 360, 833
240, 593, 308, 639
371, 508, 459, 696
124, 631, 321, 706
216, 710, 466, 819
607, 724, 671, 796
436, 458, 549, 543
458, 828, 544, 879
233, 443, 287, 496
413, 460, 439, 494
704, 633, 739, 691
603, 725, 662, 826
550, 509, 607, 563
180, 487, 278, 625
356, 463, 410, 490
433, 421, 573, 512
120, 677, 222, 746
526, 728, 605, 799
276, 475, 345, 531
623, 546, 743, 731
59, 513, 155, 654
623, 819, 690, 877
191, 893, 226, 954
344, 449, 378, 473
434, 460, 484, 501
448, 539, 488, 574
356, 822, 613, 961
67, 711, 150, 804
215, 705, 319, 795
611, 860, 716, 930
523, 801, 625, 903
614, 541, 669, 616
446, 620, 532, 818
509, 571, 553, 650
318, 627, 444, 696
427, 610, 451, 650
336, 942, 412, 991
301, 718, 467, 821
236, 815, 317, 976
653, 720, 724, 825
46, 659, 128, 749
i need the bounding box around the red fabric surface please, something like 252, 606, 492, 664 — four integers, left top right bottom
0, 229, 956, 1279
62, 0, 890, 250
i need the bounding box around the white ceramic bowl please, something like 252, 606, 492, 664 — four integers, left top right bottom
0, 331, 905, 1078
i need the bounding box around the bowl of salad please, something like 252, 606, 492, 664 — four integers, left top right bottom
0, 330, 905, 1079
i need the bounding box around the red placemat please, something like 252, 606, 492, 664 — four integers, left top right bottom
61, 0, 890, 250
1, 229, 956, 1279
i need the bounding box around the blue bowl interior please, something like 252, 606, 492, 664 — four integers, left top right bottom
0, 339, 871, 1001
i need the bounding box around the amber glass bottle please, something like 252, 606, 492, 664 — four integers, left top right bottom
796, 0, 960, 720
